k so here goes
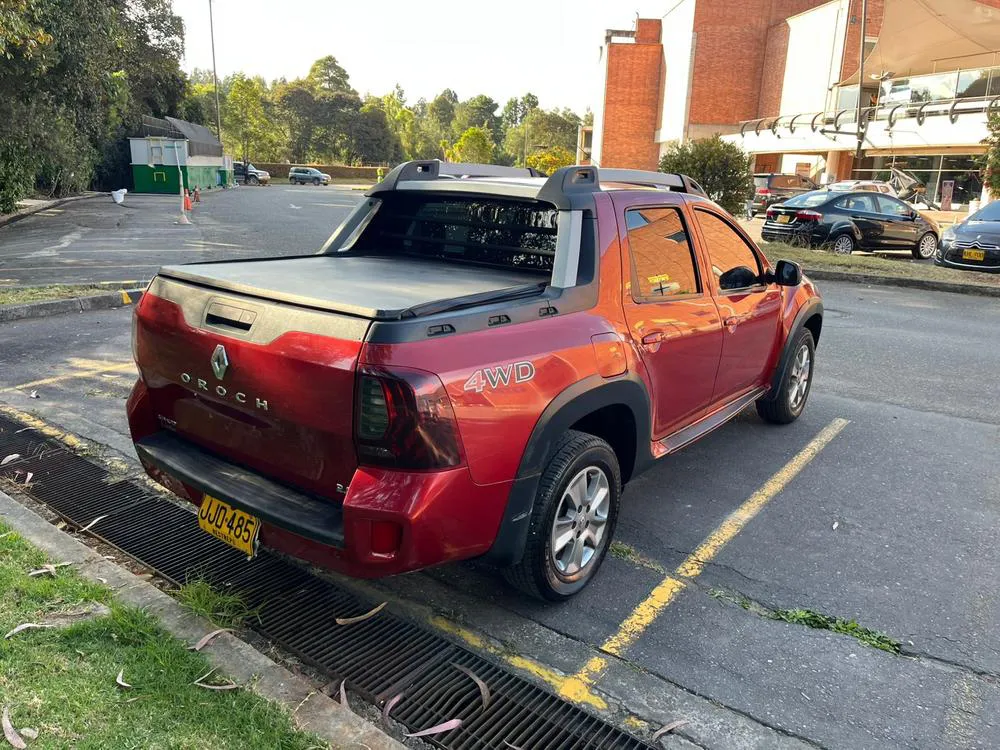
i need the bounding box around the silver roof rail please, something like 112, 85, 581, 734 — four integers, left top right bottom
370, 160, 543, 193
368, 160, 708, 208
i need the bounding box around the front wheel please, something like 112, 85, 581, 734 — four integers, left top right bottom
830, 233, 856, 255
248, 175, 259, 186
503, 430, 620, 601
913, 231, 937, 260
757, 328, 815, 424
312, 177, 320, 186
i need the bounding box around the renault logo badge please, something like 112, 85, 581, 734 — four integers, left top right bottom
211, 345, 229, 381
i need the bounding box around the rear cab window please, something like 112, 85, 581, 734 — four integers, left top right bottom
351, 193, 559, 276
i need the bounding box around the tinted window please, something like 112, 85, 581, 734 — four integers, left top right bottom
834, 194, 877, 212
876, 196, 911, 217
770, 175, 800, 189
624, 207, 700, 300
694, 209, 762, 291
356, 194, 558, 273
783, 192, 830, 207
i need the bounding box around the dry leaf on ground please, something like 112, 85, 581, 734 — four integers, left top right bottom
2, 706, 26, 749
334, 601, 386, 626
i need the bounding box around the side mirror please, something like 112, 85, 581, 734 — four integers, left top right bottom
719, 265, 758, 291
768, 259, 802, 286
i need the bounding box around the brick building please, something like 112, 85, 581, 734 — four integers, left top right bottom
590, 0, 1000, 209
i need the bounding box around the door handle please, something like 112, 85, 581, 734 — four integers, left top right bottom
724, 314, 748, 331
640, 330, 666, 352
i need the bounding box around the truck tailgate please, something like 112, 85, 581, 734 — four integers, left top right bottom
133, 275, 369, 498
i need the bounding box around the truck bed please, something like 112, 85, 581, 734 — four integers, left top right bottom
158, 255, 545, 320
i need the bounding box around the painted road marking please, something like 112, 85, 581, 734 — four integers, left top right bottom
0, 361, 135, 394
558, 417, 850, 706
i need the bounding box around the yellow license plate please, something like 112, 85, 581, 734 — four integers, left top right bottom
963, 249, 986, 261
777, 214, 791, 224
198, 495, 259, 557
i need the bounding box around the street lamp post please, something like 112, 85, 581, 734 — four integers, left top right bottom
208, 0, 223, 140
855, 0, 868, 159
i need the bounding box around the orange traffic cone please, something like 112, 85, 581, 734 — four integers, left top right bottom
183, 189, 193, 212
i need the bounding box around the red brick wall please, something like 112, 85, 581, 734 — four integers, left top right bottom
839, 0, 884, 80
688, 0, 828, 128
600, 20, 663, 170
758, 21, 790, 118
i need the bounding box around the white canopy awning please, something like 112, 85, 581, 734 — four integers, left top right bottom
841, 0, 1000, 85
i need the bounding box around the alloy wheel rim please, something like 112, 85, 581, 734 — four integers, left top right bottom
833, 236, 853, 254
787, 344, 812, 411
919, 234, 937, 258
550, 466, 611, 576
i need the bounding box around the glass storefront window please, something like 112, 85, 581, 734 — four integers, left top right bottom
956, 66, 1000, 99
835, 85, 859, 111
851, 153, 983, 207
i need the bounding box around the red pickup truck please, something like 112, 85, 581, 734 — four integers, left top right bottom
127, 161, 822, 600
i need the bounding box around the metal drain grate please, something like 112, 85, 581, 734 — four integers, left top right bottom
0, 414, 653, 750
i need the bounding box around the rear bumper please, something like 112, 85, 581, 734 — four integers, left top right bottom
127, 380, 511, 577
761, 222, 827, 245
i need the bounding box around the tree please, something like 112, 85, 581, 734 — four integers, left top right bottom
427, 88, 457, 130
223, 75, 270, 163
446, 126, 495, 164
504, 108, 580, 166
658, 135, 752, 214
982, 112, 1000, 199
500, 93, 539, 134
308, 55, 353, 94
527, 146, 575, 176
453, 95, 500, 143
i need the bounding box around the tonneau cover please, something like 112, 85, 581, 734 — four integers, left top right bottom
158, 255, 543, 320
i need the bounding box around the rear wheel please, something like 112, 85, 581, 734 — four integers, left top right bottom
831, 233, 856, 255
913, 231, 937, 260
757, 329, 815, 424
503, 430, 620, 601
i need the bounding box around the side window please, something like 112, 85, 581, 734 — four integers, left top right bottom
835, 194, 877, 213
693, 209, 763, 292
624, 207, 700, 301
876, 196, 911, 217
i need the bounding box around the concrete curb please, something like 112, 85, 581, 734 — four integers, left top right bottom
0, 193, 104, 229
804, 268, 1000, 297
0, 489, 405, 750
0, 289, 146, 323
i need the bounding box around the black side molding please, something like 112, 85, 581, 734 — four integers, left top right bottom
136, 432, 344, 547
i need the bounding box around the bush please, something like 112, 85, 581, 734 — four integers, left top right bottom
658, 135, 753, 214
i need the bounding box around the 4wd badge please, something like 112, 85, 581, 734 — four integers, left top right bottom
463, 361, 535, 393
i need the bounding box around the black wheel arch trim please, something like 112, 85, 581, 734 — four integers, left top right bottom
765, 299, 823, 398
483, 373, 653, 567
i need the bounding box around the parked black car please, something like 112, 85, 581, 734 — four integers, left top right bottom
749, 173, 818, 217
935, 200, 1000, 273
761, 190, 939, 259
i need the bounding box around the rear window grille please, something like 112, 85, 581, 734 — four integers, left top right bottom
358, 195, 558, 273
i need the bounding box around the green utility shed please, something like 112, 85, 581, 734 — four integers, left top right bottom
129, 116, 231, 194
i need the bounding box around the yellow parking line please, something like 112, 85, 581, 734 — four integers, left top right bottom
0, 362, 135, 394
558, 417, 850, 705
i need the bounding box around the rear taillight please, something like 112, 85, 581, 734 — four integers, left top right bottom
766, 208, 778, 219
795, 210, 822, 221
756, 187, 771, 195
355, 365, 463, 470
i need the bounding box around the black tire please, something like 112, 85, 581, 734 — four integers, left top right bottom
913, 231, 937, 260
312, 177, 320, 186
248, 175, 259, 186
830, 232, 856, 255
757, 328, 815, 424
503, 430, 621, 601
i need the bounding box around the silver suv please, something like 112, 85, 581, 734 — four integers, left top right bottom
289, 166, 331, 185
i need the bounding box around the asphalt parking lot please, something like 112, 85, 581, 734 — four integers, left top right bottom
1, 190, 999, 748
0, 184, 359, 286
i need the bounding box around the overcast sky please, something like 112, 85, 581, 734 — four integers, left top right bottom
172, 0, 671, 114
